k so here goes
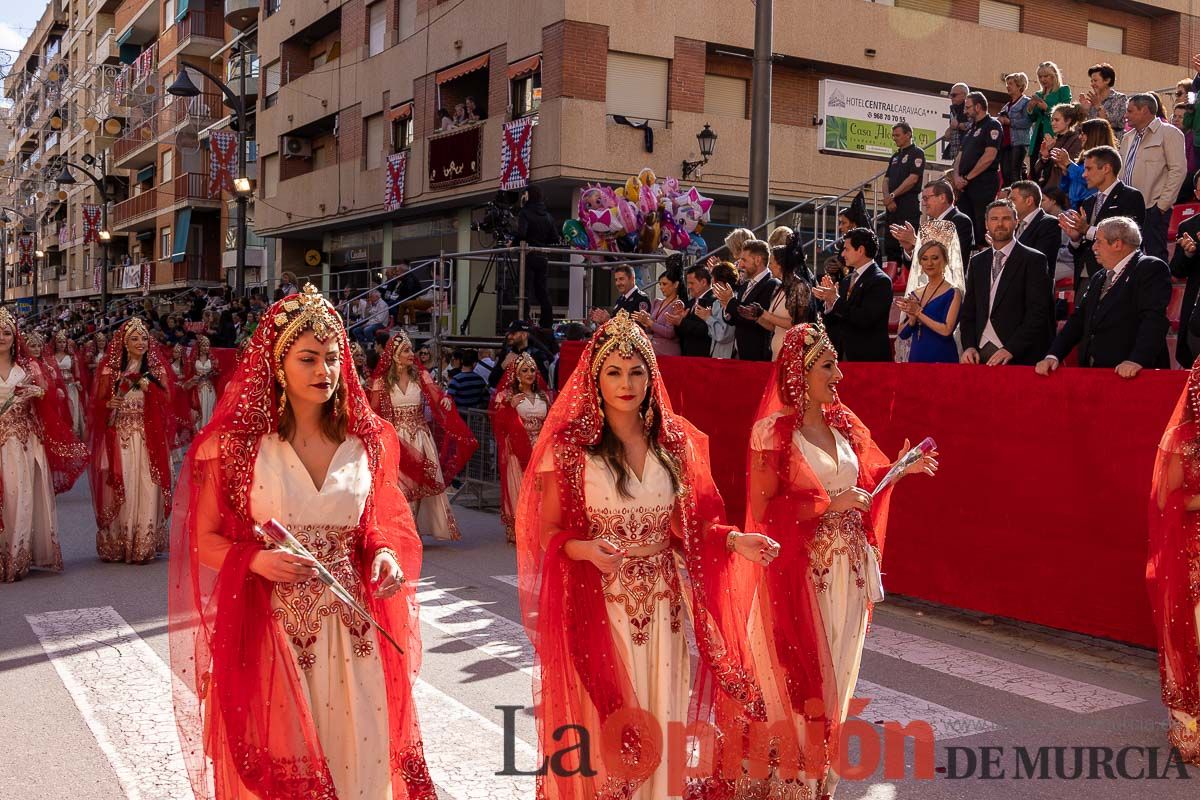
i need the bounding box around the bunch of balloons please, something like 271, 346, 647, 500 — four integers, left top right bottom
562, 168, 714, 260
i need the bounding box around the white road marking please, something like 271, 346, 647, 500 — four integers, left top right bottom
864, 626, 1146, 713
25, 607, 192, 800
26, 606, 539, 800
854, 680, 999, 741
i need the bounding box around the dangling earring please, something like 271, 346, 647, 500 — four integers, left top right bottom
643, 402, 655, 435
276, 369, 288, 417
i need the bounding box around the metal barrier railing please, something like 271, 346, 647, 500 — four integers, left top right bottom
451, 407, 500, 510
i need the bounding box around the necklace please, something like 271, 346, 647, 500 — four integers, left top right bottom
912, 278, 947, 333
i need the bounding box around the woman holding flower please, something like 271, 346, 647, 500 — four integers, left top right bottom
89, 318, 181, 563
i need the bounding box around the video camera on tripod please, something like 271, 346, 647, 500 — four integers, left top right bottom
469, 190, 520, 246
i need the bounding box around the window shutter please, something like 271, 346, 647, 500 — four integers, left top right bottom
397, 0, 416, 41
605, 52, 668, 122
264, 61, 281, 96
365, 114, 384, 170
1087, 21, 1124, 54
368, 2, 386, 56
978, 0, 1020, 31
704, 74, 748, 118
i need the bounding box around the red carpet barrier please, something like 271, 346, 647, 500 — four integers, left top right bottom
559, 342, 1187, 648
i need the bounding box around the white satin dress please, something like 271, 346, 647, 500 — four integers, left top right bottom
0, 365, 62, 581
96, 378, 167, 563
192, 356, 217, 430
501, 395, 547, 542
56, 353, 85, 438
389, 381, 460, 541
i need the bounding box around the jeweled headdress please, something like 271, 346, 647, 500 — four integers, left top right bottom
388, 329, 413, 355
123, 317, 149, 343
778, 322, 836, 410
589, 310, 657, 380
0, 307, 14, 334
271, 284, 343, 369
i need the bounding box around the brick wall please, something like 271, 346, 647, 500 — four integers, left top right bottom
342, 0, 365, 60
488, 44, 508, 120
280, 41, 311, 85
772, 65, 818, 128
668, 37, 705, 114
279, 152, 312, 180
541, 20, 607, 102
340, 102, 362, 162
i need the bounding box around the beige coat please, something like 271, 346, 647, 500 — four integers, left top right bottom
1119, 118, 1187, 212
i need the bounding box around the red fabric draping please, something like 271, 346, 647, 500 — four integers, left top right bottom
559, 343, 1184, 647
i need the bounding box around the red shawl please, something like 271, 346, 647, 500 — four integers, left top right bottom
54, 339, 91, 412
167, 290, 435, 800
169, 357, 195, 450
1147, 362, 1200, 723
0, 322, 88, 537
744, 323, 897, 782
367, 336, 477, 493
87, 321, 181, 530
490, 356, 550, 540
515, 314, 765, 798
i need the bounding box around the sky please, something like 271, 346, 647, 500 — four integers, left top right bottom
1, 2, 59, 106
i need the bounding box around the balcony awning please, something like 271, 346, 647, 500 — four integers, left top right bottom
175, 0, 189, 22
136, 164, 155, 184
436, 53, 488, 85
508, 54, 540, 80
172, 208, 191, 263
117, 29, 134, 47
386, 101, 413, 122
136, 230, 154, 240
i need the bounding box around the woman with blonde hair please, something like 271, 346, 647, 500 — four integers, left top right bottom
1028, 61, 1072, 162
767, 225, 793, 249
999, 72, 1033, 184
723, 226, 756, 259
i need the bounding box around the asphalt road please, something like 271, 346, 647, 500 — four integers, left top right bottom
0, 478, 1193, 799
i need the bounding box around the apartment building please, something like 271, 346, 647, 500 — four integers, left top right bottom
249, 0, 1197, 333
2, 0, 269, 308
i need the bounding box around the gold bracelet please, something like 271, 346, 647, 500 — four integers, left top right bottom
726, 531, 740, 553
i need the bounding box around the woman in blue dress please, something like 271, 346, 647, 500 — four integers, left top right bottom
897, 236, 963, 363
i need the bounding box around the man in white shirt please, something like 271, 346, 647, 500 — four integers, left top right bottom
1119, 94, 1187, 260
1037, 216, 1171, 377
358, 289, 391, 344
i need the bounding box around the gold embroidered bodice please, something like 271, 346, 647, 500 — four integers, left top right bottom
516, 395, 547, 444
389, 381, 428, 439
0, 365, 37, 447
795, 427, 871, 593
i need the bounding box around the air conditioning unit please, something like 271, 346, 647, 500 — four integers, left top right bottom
282, 136, 312, 159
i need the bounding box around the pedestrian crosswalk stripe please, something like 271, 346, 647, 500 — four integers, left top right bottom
864, 626, 1146, 713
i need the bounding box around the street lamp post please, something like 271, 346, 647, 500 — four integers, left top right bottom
167, 55, 250, 297
0, 208, 12, 304
55, 154, 112, 311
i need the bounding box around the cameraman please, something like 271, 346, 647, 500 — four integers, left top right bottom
514, 184, 558, 327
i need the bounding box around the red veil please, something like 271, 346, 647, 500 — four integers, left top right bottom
167, 287, 435, 800
489, 354, 550, 540
744, 323, 897, 781
515, 312, 765, 798
1147, 360, 1200, 732
0, 314, 88, 537
87, 320, 181, 531
169, 350, 196, 451
54, 333, 92, 411
367, 334, 477, 493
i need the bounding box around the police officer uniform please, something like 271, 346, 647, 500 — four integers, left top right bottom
957, 113, 1003, 247
884, 143, 926, 263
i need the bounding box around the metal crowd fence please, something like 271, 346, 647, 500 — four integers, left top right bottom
450, 407, 500, 511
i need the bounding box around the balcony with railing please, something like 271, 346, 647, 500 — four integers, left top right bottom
110, 171, 222, 230
161, 7, 226, 60
112, 92, 222, 168
94, 27, 118, 64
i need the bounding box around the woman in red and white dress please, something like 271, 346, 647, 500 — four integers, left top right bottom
89, 318, 181, 563
185, 334, 220, 431
490, 352, 550, 544
745, 323, 938, 797
52, 330, 88, 439
1148, 361, 1200, 765
516, 311, 778, 799
169, 284, 435, 799
368, 333, 476, 541
0, 309, 87, 581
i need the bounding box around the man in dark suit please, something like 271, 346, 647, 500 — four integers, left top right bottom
814, 227, 893, 361
676, 263, 716, 357
1036, 216, 1171, 378
891, 180, 975, 267
1059, 146, 1146, 290
721, 240, 780, 361
589, 265, 650, 327
959, 200, 1052, 366
1171, 172, 1200, 367
1010, 181, 1061, 269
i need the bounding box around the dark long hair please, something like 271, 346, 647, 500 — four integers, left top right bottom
773, 233, 818, 324
587, 375, 682, 500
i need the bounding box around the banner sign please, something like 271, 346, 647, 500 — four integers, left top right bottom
818, 79, 950, 164
428, 125, 482, 190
